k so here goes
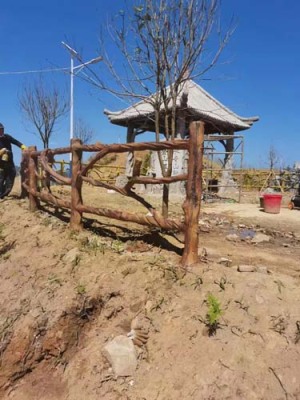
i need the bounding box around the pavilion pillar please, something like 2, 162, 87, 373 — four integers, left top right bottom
125, 124, 136, 176
176, 111, 186, 139
224, 134, 234, 166
219, 132, 237, 197
176, 91, 188, 139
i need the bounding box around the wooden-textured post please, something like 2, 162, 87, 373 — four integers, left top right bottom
20, 149, 29, 199
181, 121, 204, 267
70, 138, 83, 230
28, 146, 39, 211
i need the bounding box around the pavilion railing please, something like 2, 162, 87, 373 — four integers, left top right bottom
20, 121, 204, 267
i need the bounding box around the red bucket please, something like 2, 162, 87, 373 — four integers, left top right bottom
263, 194, 282, 214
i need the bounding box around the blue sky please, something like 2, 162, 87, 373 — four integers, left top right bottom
0, 0, 299, 167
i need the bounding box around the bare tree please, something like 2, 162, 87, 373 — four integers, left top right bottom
268, 145, 280, 171
19, 78, 68, 149
74, 118, 94, 144
77, 0, 234, 215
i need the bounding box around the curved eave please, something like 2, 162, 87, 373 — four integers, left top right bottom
105, 110, 260, 133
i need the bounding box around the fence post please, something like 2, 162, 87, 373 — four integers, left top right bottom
181, 121, 204, 267
28, 146, 39, 211
20, 149, 29, 199
70, 138, 83, 230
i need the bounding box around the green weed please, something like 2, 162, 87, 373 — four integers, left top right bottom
76, 284, 86, 295
41, 217, 52, 227
0, 241, 16, 259
150, 297, 165, 312
274, 280, 285, 294
47, 274, 63, 286
148, 255, 166, 267
72, 255, 81, 267
80, 237, 105, 255
111, 239, 125, 253
206, 294, 222, 336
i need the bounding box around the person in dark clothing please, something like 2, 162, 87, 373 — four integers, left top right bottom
0, 123, 27, 199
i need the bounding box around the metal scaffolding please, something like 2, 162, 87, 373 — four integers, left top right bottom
203, 134, 244, 202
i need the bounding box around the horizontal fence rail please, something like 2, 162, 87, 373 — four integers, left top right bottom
21, 122, 205, 267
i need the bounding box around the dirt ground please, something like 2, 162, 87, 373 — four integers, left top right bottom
0, 180, 300, 400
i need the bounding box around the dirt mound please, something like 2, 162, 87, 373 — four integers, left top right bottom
0, 192, 300, 399
86, 150, 151, 184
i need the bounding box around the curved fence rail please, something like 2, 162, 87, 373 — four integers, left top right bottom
20, 121, 204, 267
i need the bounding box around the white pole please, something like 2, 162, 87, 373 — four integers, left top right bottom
70, 55, 74, 140
61, 41, 102, 165
70, 55, 74, 161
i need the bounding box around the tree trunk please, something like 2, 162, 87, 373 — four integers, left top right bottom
162, 183, 169, 218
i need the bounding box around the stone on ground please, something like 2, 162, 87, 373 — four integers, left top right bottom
251, 233, 271, 244
103, 335, 137, 377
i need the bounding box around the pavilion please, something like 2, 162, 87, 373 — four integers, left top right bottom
104, 79, 259, 143
104, 79, 259, 194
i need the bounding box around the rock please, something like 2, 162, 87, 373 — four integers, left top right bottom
198, 247, 208, 257
145, 300, 153, 313
199, 220, 211, 230
238, 224, 246, 228
256, 266, 269, 274
115, 175, 129, 188
285, 233, 294, 239
251, 233, 271, 244
218, 257, 232, 267
237, 265, 256, 272
129, 300, 144, 313
127, 328, 149, 347
255, 294, 265, 304
62, 247, 81, 264
103, 336, 137, 377
226, 233, 239, 242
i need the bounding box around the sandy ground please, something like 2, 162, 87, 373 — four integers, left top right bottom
0, 180, 299, 399
203, 201, 300, 234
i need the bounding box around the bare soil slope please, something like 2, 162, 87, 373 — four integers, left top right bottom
0, 185, 300, 400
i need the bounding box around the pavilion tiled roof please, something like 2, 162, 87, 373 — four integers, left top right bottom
104, 79, 259, 132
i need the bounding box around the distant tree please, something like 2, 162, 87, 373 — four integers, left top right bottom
78, 0, 234, 216
268, 145, 279, 171
74, 118, 94, 144
19, 78, 68, 149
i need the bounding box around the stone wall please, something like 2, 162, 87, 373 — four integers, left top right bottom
145, 148, 188, 195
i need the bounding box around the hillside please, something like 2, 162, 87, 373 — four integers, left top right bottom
0, 184, 300, 399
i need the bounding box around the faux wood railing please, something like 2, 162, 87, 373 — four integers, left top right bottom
21, 121, 204, 267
